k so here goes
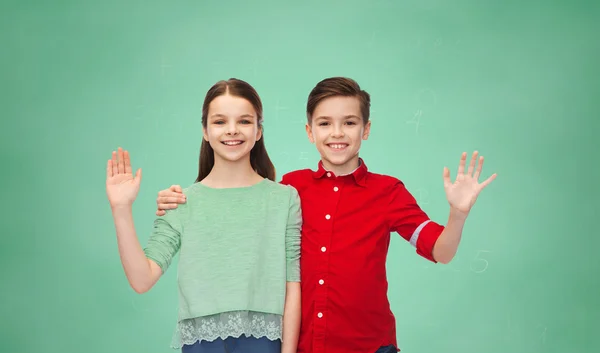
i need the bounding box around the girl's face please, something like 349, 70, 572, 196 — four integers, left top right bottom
203, 93, 262, 165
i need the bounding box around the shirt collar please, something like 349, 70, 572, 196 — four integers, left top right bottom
312, 158, 368, 186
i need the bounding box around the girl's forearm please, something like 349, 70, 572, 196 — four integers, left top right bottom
111, 205, 160, 293
281, 281, 301, 353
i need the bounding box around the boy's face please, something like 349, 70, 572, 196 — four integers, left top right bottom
306, 96, 371, 175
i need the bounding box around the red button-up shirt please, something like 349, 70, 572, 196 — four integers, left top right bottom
281, 159, 445, 353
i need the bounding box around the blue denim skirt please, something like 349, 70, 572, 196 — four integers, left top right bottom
181, 335, 281, 353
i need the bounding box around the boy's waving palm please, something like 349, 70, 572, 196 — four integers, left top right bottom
443, 151, 496, 215
106, 147, 142, 209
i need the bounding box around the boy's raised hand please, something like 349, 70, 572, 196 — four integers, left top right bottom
106, 147, 142, 209
156, 185, 186, 216
443, 151, 496, 216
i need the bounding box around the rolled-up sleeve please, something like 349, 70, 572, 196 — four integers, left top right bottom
285, 186, 302, 282
143, 210, 182, 274
386, 180, 445, 263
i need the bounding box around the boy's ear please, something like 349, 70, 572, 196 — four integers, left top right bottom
305, 122, 315, 143
362, 120, 372, 140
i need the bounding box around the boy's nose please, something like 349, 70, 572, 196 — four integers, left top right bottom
331, 127, 345, 137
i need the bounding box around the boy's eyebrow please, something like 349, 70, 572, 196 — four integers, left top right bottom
315, 115, 361, 120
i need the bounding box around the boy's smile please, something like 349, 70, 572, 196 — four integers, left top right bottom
306, 96, 371, 175
327, 143, 349, 151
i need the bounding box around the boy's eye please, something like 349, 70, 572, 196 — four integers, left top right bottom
240, 119, 251, 124
318, 122, 329, 126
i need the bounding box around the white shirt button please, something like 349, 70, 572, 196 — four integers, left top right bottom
333, 186, 339, 192
325, 214, 331, 220
319, 279, 324, 285
317, 312, 323, 318
321, 246, 326, 252
326, 172, 331, 177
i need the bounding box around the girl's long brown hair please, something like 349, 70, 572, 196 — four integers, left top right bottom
195, 78, 275, 182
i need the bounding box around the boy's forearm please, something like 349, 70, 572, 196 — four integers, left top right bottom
432, 208, 468, 264
281, 281, 301, 353
111, 205, 156, 293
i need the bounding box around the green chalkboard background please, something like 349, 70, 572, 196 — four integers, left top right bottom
1, 0, 598, 352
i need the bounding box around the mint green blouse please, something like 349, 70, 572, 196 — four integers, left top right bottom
143, 179, 302, 348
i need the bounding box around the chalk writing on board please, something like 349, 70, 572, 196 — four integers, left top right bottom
299, 152, 309, 163
368, 31, 377, 48
434, 38, 443, 47
274, 99, 288, 121
406, 109, 424, 135
540, 326, 547, 344
134, 104, 145, 121
470, 250, 490, 273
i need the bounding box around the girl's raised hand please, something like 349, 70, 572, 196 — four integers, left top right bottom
106, 147, 142, 209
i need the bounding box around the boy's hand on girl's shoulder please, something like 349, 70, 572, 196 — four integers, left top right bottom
442, 151, 497, 217
156, 185, 186, 216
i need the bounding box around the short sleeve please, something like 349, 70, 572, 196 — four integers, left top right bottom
143, 210, 182, 274
386, 180, 444, 262
285, 186, 302, 282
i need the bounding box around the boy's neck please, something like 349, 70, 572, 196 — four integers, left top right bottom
322, 156, 361, 176
202, 157, 264, 188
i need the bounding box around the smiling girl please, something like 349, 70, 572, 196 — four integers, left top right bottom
105, 78, 302, 353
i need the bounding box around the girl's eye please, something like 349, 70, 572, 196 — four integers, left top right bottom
240, 120, 251, 124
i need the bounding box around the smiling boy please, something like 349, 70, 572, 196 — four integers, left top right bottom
155, 77, 496, 353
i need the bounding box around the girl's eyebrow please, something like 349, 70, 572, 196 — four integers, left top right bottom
209, 113, 255, 119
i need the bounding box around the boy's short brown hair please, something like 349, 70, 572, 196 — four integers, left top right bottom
306, 77, 371, 124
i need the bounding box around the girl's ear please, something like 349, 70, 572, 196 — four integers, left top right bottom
256, 126, 263, 141
203, 127, 209, 142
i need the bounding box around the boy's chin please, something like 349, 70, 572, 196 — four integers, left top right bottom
322, 154, 359, 169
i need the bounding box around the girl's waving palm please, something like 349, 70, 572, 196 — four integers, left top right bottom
106, 147, 142, 209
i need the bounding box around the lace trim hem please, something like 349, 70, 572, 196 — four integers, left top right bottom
170, 311, 283, 349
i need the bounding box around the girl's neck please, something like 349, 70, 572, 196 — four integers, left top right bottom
201, 157, 264, 189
